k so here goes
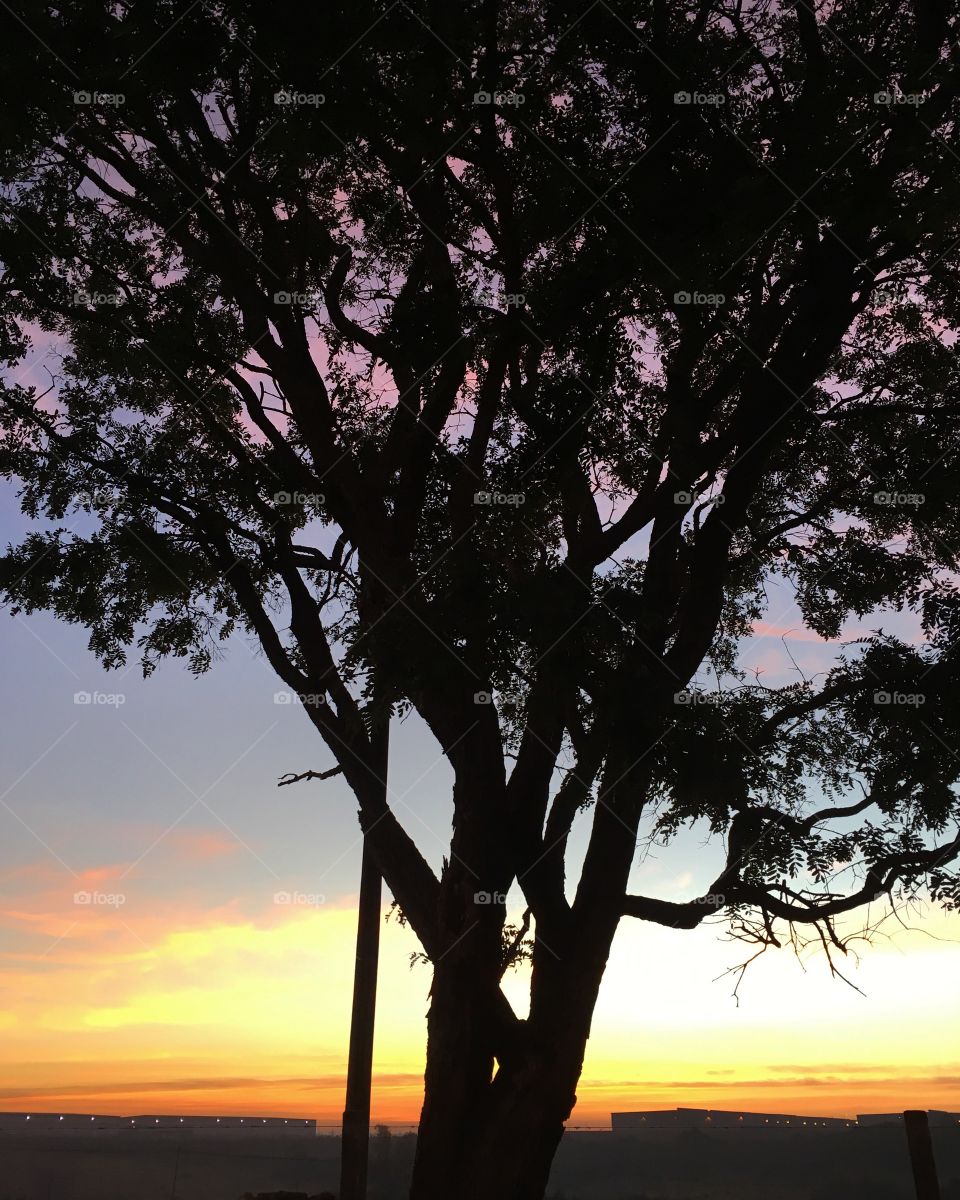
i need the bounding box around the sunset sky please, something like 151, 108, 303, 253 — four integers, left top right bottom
1, 450, 958, 1128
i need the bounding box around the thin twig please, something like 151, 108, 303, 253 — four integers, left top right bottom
278, 766, 344, 787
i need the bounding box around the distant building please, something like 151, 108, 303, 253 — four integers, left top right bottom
612, 1108, 856, 1132
858, 1111, 960, 1128
0, 1112, 317, 1137
0, 1113, 126, 1135
613, 1107, 960, 1133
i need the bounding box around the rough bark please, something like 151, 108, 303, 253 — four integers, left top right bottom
410, 904, 617, 1200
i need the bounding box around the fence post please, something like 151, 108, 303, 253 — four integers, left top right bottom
903, 1110, 941, 1200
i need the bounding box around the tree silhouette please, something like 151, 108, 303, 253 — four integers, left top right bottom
2, 3, 960, 1198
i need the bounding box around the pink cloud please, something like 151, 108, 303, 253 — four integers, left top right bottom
161, 829, 244, 862
750, 622, 837, 642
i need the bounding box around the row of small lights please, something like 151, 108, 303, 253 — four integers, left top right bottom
711, 1117, 853, 1127
712, 1117, 845, 1126
637, 1115, 858, 1127
23, 1116, 310, 1124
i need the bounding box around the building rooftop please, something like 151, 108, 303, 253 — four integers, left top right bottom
611, 1108, 960, 1131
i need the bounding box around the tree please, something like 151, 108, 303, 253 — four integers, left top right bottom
2, 2, 960, 1197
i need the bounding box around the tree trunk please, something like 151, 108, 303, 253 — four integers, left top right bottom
410, 1027, 585, 1200
409, 937, 605, 1200
408, 932, 503, 1197
461, 1063, 579, 1200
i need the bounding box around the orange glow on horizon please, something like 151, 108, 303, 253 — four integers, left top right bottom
1, 876, 958, 1129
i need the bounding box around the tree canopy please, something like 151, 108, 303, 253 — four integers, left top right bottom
2, 1, 960, 1195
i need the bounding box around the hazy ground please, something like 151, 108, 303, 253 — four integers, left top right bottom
1, 1126, 958, 1199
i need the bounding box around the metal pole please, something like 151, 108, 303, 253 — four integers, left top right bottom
338, 718, 388, 1200
904, 1110, 941, 1200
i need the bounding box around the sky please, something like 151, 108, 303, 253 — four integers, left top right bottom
0, 474, 958, 1130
